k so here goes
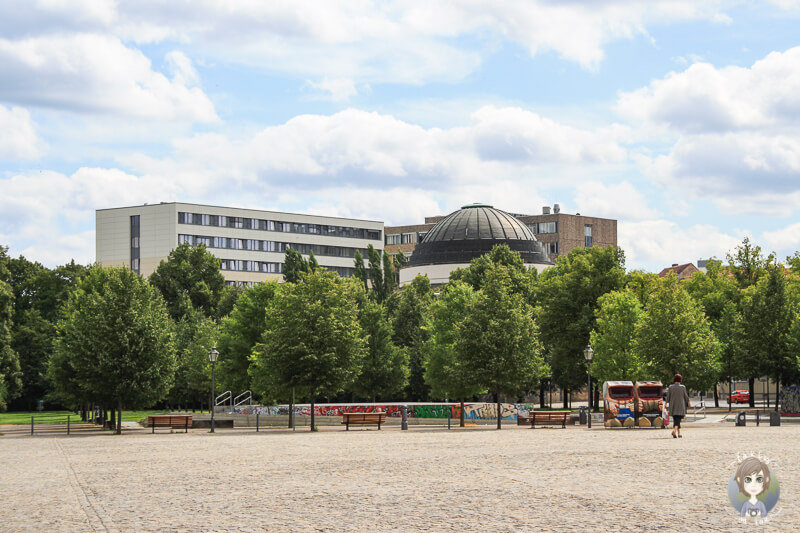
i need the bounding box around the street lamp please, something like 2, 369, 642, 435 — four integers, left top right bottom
208, 347, 219, 433
584, 344, 594, 428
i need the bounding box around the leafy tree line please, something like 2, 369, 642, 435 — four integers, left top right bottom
5, 233, 800, 429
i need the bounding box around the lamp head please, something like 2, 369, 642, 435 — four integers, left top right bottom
583, 344, 594, 363
208, 347, 220, 363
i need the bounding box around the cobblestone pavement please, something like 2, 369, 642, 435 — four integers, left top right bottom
1, 423, 798, 532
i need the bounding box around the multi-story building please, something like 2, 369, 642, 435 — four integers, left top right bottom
385, 204, 617, 263
96, 202, 383, 286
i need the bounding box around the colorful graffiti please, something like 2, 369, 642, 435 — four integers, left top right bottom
233, 403, 540, 420
780, 385, 800, 416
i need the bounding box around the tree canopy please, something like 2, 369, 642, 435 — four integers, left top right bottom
149, 242, 226, 320
251, 271, 366, 430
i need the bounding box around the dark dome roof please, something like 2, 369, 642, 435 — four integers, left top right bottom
408, 204, 552, 267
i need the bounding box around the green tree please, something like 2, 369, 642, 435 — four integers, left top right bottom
423, 280, 484, 426
382, 252, 397, 297
250, 271, 366, 430
149, 243, 225, 320
367, 244, 385, 301
351, 300, 407, 402
536, 246, 626, 405
727, 237, 770, 289
589, 289, 644, 384
684, 259, 742, 406
392, 274, 433, 400
216, 282, 279, 396
353, 250, 368, 291
169, 307, 220, 409
456, 266, 548, 429
450, 244, 535, 301
634, 274, 720, 392
0, 247, 22, 411
50, 266, 176, 433
738, 264, 793, 409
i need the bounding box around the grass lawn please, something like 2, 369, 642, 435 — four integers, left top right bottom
0, 409, 208, 425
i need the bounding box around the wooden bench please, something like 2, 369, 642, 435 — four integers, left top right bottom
527, 411, 569, 428
147, 415, 192, 433
341, 412, 387, 430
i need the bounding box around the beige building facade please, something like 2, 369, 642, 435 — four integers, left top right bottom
96, 203, 383, 285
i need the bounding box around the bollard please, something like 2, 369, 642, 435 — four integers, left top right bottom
67, 415, 70, 435
736, 411, 746, 426
31, 416, 34, 436
756, 410, 760, 427
256, 413, 260, 433
448, 416, 451, 430
401, 405, 408, 430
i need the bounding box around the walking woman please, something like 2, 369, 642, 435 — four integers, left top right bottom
666, 374, 690, 438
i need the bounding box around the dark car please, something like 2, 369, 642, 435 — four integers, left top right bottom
728, 390, 750, 404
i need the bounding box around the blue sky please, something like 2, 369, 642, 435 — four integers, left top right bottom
2, 0, 800, 272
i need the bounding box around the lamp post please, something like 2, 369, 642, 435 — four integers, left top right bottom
584, 344, 594, 428
208, 347, 219, 433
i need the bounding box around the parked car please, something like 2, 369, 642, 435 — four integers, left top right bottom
728, 390, 750, 404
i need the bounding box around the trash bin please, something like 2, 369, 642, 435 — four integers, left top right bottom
579, 406, 587, 425
736, 411, 746, 426
770, 411, 780, 426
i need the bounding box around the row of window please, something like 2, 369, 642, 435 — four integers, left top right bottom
542, 242, 559, 255
220, 259, 355, 278
385, 232, 427, 245
178, 212, 382, 241
529, 221, 557, 234
130, 215, 140, 274
178, 234, 368, 258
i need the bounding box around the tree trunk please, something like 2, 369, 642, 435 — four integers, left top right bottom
593, 382, 600, 412
460, 398, 465, 428
748, 377, 755, 408
539, 383, 545, 409
713, 382, 719, 408
776, 380, 780, 413
116, 397, 122, 435
563, 387, 568, 409
766, 381, 770, 408
310, 390, 317, 432
495, 392, 502, 430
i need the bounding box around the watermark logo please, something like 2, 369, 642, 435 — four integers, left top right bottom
727, 452, 780, 526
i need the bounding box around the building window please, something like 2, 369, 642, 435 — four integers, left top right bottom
538, 222, 557, 234
386, 234, 401, 245
543, 242, 559, 255
584, 225, 593, 247
401, 233, 415, 244
130, 215, 140, 274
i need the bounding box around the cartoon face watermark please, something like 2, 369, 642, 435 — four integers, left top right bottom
727, 453, 780, 525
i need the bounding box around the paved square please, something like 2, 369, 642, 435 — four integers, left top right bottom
1, 423, 797, 532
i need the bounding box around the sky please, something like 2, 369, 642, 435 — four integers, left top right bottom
2, 0, 800, 272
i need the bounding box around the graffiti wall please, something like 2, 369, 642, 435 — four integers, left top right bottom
234, 403, 538, 420
780, 386, 800, 416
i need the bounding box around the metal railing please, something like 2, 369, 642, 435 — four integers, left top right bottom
690, 401, 706, 420
234, 390, 252, 407
215, 390, 232, 412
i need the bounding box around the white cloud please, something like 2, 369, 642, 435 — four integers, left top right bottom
619, 220, 742, 268
0, 34, 217, 122
302, 78, 359, 102
0, 0, 737, 86
574, 181, 659, 221
623, 48, 800, 216
0, 105, 41, 159
763, 222, 800, 253
618, 47, 800, 133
